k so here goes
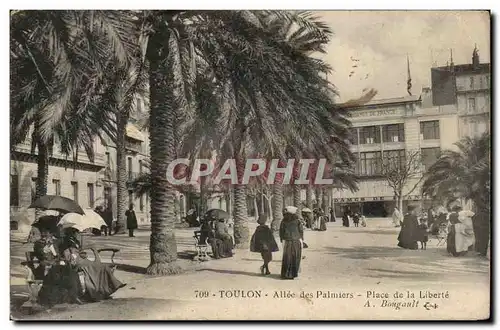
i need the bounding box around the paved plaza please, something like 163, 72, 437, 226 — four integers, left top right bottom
10, 218, 490, 320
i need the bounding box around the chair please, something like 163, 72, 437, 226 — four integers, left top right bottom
193, 231, 211, 261
21, 252, 45, 306
436, 223, 449, 246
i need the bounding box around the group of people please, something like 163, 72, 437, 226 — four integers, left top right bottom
30, 225, 125, 308
302, 208, 327, 231
94, 204, 138, 237
396, 203, 485, 257
341, 209, 366, 228
250, 206, 304, 280
198, 214, 234, 259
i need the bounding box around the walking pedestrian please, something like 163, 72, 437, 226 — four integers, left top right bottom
392, 207, 403, 227
329, 207, 335, 222
125, 204, 138, 237
279, 206, 304, 280
397, 205, 419, 250
250, 214, 279, 275
352, 213, 360, 227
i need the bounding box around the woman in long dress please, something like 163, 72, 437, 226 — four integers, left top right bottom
447, 208, 475, 257
279, 206, 304, 280
342, 209, 350, 227
392, 208, 402, 227
397, 206, 419, 250
214, 219, 234, 258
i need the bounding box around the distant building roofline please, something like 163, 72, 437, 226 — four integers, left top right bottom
339, 94, 421, 109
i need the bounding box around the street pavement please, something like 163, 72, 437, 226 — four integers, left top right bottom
10, 218, 490, 320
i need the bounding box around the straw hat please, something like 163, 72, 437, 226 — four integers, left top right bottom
284, 206, 298, 214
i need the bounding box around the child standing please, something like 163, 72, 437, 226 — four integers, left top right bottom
352, 213, 360, 227
250, 214, 279, 275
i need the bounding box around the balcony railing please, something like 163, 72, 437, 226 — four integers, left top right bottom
125, 140, 142, 154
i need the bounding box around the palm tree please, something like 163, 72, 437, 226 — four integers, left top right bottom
422, 133, 491, 254
10, 11, 136, 217
422, 132, 491, 211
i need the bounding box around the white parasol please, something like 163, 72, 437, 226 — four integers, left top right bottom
58, 209, 107, 232
301, 208, 313, 213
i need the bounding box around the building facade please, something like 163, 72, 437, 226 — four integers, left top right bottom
10, 99, 155, 232
431, 46, 491, 138
332, 94, 460, 217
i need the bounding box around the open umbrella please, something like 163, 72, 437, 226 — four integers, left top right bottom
58, 210, 107, 232
29, 195, 84, 215
31, 215, 60, 233
205, 209, 229, 221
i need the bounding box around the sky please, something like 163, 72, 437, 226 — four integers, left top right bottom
315, 11, 490, 102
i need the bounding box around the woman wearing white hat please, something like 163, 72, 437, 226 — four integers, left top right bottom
279, 206, 304, 280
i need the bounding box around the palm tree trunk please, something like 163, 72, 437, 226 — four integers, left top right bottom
146, 40, 181, 275
292, 182, 302, 220
306, 185, 313, 209
266, 195, 273, 222
271, 182, 283, 232
253, 196, 259, 220
322, 187, 328, 211
115, 114, 128, 234
225, 188, 232, 215
35, 139, 49, 220
233, 154, 249, 248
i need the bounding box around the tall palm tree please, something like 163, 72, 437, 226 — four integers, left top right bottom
10, 11, 136, 216
422, 133, 491, 211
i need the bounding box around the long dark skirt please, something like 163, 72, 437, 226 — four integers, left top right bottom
220, 235, 234, 258
78, 261, 125, 301
318, 217, 327, 231
38, 265, 81, 307
281, 240, 302, 279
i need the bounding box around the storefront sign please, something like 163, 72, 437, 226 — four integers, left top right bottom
334, 195, 427, 203
350, 108, 400, 118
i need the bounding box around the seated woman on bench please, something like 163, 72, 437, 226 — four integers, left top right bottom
37, 228, 125, 307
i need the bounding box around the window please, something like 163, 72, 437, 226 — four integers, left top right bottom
10, 174, 19, 206
382, 124, 405, 143
485, 76, 490, 88
53, 179, 61, 196
128, 157, 133, 180
384, 150, 406, 169
349, 128, 359, 145
420, 121, 440, 140
479, 77, 484, 89
358, 151, 382, 176
128, 191, 133, 208
104, 187, 112, 209
87, 183, 95, 208
139, 160, 143, 174
470, 76, 474, 89
421, 148, 441, 171
71, 181, 78, 203
105, 152, 110, 167
31, 177, 37, 203
140, 194, 144, 211
359, 126, 380, 144
468, 98, 476, 113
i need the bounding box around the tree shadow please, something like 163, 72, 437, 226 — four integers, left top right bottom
324, 245, 489, 279
115, 263, 147, 274
345, 229, 399, 236
177, 251, 197, 260
197, 268, 283, 280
